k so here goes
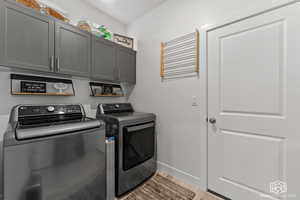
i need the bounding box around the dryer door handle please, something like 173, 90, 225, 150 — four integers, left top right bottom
125, 122, 155, 132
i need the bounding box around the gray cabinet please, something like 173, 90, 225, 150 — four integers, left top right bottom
0, 1, 136, 82
117, 46, 136, 84
55, 22, 91, 77
0, 1, 55, 71
91, 36, 117, 81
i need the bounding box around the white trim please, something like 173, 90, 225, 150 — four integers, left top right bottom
157, 161, 202, 189
199, 27, 208, 191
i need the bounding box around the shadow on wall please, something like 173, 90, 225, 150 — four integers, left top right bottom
161, 73, 199, 82
122, 83, 135, 101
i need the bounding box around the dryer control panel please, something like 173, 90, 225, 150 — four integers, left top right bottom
100, 103, 134, 114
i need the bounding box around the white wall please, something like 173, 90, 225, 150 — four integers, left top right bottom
38, 0, 127, 35
127, 0, 293, 189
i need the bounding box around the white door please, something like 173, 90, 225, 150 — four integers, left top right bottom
208, 3, 300, 200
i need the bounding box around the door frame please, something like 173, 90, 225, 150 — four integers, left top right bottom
198, 0, 298, 193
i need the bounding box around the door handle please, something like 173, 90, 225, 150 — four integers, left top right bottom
209, 118, 216, 124
56, 57, 60, 72
49, 56, 54, 72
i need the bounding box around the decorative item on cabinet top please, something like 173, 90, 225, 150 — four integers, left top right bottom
16, 0, 40, 11
15, 0, 133, 45
11, 74, 75, 96
89, 82, 124, 97
160, 30, 199, 79
16, 0, 69, 22
114, 34, 134, 49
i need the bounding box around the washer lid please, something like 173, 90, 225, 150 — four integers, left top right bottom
15, 119, 103, 140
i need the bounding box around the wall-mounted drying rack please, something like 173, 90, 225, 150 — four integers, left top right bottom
89, 82, 124, 97
160, 30, 199, 79
11, 74, 75, 96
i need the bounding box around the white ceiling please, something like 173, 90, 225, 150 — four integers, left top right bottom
84, 0, 166, 24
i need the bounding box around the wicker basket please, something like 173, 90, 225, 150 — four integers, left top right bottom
44, 7, 69, 22
16, 0, 41, 11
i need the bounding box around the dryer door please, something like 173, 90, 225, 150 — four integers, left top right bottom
123, 122, 155, 171
117, 121, 157, 197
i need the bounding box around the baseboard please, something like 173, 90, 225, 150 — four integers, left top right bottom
157, 161, 202, 189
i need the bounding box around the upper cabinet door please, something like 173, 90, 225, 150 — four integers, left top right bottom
117, 46, 136, 84
91, 36, 117, 81
0, 1, 55, 72
55, 22, 91, 77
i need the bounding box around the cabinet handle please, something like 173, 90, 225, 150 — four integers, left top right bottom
56, 57, 60, 72
50, 56, 54, 72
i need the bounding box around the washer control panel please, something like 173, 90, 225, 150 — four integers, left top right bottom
18, 105, 82, 117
